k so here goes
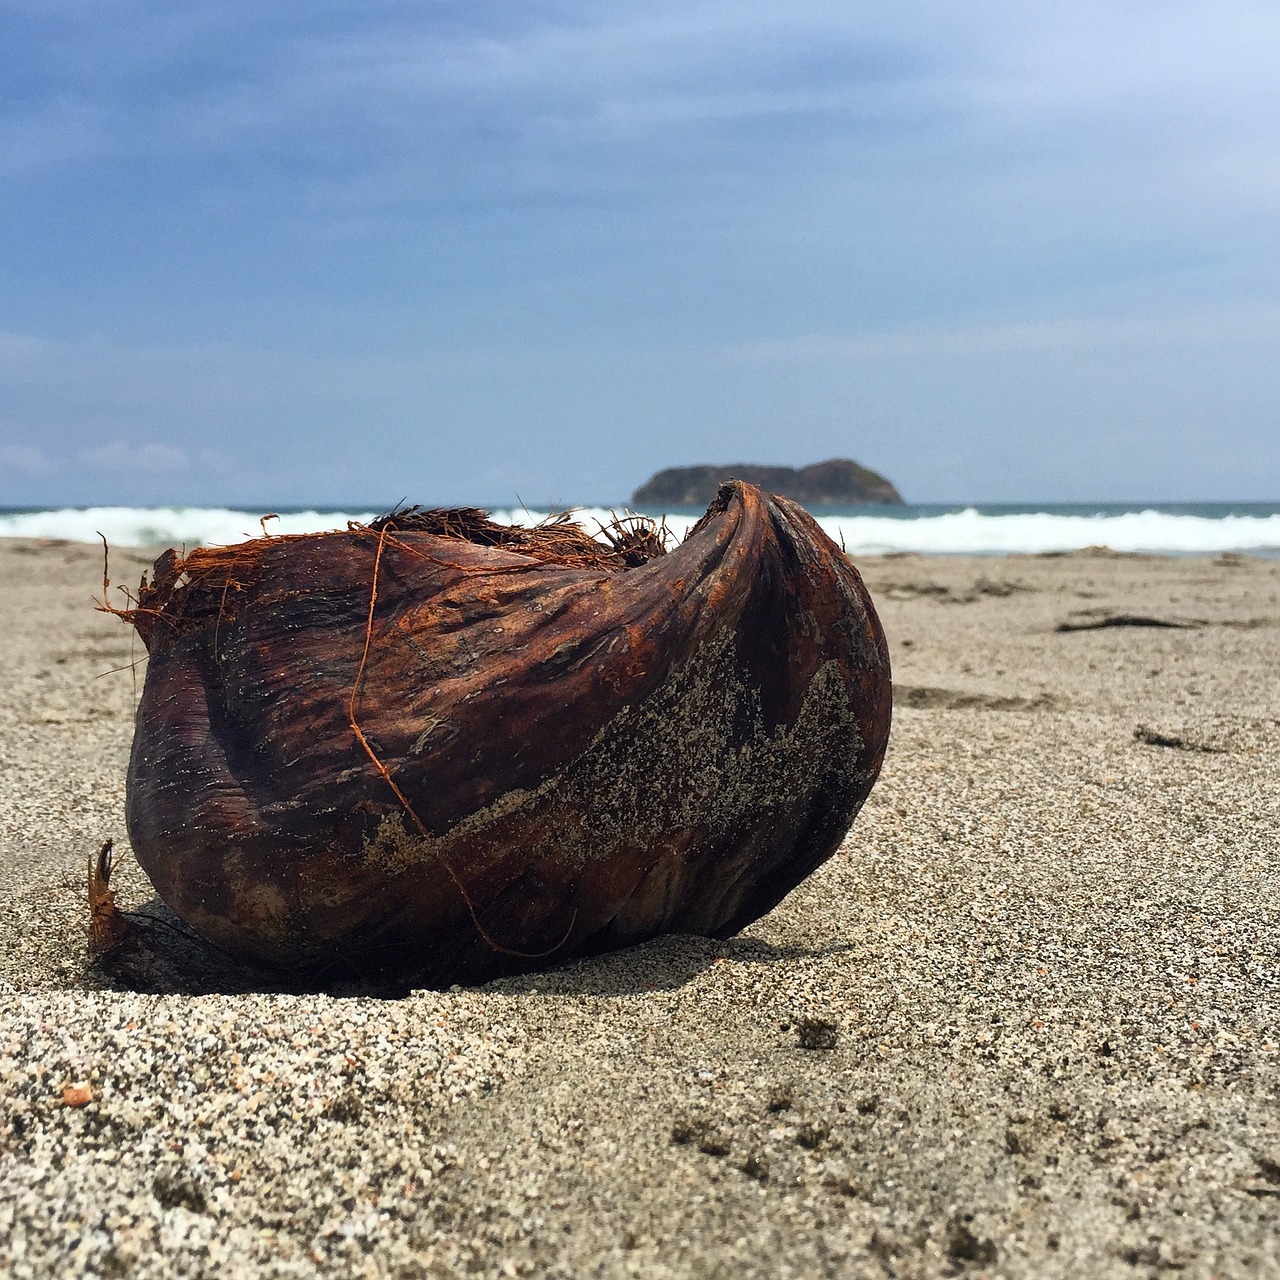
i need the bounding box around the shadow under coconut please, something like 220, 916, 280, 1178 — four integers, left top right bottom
89, 898, 360, 998
486, 934, 862, 999
91, 899, 856, 1000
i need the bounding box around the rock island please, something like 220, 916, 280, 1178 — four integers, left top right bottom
632, 457, 903, 507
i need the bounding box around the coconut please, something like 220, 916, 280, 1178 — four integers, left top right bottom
109, 481, 891, 986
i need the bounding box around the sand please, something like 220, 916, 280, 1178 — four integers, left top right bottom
1, 537, 1278, 1279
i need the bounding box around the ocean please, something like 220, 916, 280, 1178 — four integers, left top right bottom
1, 501, 1278, 557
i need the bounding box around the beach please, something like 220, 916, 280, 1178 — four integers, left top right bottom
1, 537, 1278, 1278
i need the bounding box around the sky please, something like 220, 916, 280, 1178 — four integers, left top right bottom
1, 0, 1278, 507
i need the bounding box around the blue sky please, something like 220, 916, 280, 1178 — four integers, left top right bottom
1, 0, 1278, 506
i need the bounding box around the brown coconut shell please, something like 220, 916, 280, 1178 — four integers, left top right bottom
113, 481, 891, 986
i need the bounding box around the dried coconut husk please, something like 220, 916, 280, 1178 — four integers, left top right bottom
108, 481, 891, 987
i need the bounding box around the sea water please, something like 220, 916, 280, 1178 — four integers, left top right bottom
1, 502, 1278, 557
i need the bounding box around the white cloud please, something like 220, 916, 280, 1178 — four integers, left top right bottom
0, 444, 55, 475
0, 330, 58, 369
4, 0, 1279, 238
81, 440, 189, 472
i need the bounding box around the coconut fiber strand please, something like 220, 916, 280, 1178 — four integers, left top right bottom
113, 481, 891, 986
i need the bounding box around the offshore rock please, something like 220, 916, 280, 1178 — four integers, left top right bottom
114, 482, 891, 987
632, 458, 903, 508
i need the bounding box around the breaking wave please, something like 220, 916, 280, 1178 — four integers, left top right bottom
2, 503, 1278, 556
805, 507, 1280, 557
0, 507, 381, 548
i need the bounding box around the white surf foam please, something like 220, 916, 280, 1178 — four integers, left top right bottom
1, 504, 1278, 556
497, 506, 1280, 556
0, 506, 381, 548
819, 507, 1280, 556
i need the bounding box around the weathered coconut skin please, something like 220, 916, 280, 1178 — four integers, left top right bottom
122, 482, 891, 985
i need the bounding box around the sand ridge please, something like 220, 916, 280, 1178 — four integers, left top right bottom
1, 539, 1278, 1278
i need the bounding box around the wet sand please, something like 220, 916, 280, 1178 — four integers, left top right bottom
1, 538, 1278, 1278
